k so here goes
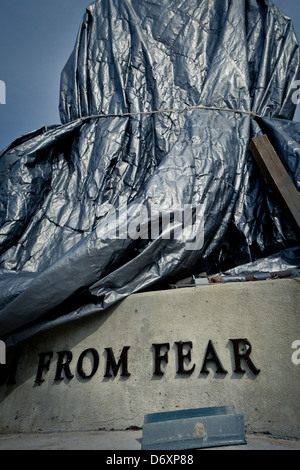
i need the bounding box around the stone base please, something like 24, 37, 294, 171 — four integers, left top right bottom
0, 278, 299, 438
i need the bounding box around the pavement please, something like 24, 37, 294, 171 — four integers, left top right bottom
0, 430, 299, 450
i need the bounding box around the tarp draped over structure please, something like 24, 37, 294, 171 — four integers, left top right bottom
0, 0, 299, 346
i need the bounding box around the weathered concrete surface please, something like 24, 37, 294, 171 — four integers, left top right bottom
0, 279, 299, 438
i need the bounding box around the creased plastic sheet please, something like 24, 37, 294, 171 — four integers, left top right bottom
223, 246, 300, 275
0, 0, 299, 346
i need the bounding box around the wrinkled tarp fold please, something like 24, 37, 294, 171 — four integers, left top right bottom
0, 0, 299, 346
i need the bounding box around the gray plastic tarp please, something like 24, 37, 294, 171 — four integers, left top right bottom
0, 0, 299, 346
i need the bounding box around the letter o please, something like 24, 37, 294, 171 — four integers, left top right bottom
77, 348, 99, 379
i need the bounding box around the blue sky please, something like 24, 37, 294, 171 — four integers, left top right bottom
0, 0, 299, 151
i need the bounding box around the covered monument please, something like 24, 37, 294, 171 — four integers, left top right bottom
0, 0, 299, 346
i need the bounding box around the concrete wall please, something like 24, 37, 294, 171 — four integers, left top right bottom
0, 278, 299, 438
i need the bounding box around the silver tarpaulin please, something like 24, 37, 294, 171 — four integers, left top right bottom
0, 0, 299, 346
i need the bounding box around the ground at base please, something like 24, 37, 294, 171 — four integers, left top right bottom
0, 431, 299, 450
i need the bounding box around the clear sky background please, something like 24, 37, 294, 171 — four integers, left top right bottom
0, 0, 299, 152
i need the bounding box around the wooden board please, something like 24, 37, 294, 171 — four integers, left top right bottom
250, 134, 300, 240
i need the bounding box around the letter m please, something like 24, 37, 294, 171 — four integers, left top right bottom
0, 81, 6, 105
0, 355, 20, 386
104, 346, 131, 378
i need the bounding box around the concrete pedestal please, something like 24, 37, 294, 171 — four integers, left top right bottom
0, 278, 299, 438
